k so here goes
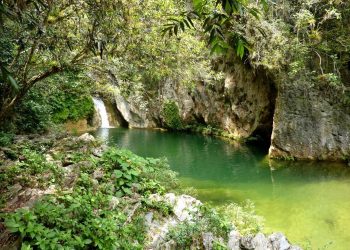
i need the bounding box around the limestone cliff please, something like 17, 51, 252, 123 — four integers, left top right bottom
114, 63, 276, 141
269, 81, 350, 161
111, 66, 350, 162
162, 63, 276, 140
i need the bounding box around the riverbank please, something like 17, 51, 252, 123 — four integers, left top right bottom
0, 132, 300, 249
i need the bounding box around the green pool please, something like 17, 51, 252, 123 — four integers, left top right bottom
94, 127, 350, 249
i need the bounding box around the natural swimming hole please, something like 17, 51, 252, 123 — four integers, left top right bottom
94, 127, 350, 250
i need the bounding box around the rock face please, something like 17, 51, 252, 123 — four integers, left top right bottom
163, 64, 276, 139
145, 193, 301, 250
270, 82, 350, 161
110, 63, 350, 161
227, 230, 241, 250
113, 64, 276, 140
104, 99, 127, 127
146, 193, 202, 248
64, 119, 91, 132
115, 94, 157, 128
78, 133, 95, 142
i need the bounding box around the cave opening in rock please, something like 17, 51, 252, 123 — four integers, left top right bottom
194, 114, 206, 125
114, 107, 129, 128
247, 82, 277, 152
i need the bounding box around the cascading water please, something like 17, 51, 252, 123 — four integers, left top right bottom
93, 97, 113, 128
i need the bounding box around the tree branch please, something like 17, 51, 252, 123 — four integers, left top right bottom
22, 40, 38, 82
0, 65, 63, 120
25, 65, 63, 92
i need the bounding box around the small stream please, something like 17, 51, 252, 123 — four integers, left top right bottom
93, 127, 350, 249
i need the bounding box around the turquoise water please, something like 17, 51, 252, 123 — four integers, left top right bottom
94, 128, 350, 249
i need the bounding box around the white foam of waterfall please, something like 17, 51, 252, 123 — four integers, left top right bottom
93, 97, 113, 128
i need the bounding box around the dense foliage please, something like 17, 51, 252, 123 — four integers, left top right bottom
161, 100, 183, 130
163, 0, 268, 57
163, 0, 350, 91
242, 0, 350, 88
1, 72, 94, 133
0, 0, 126, 121
92, 0, 223, 108
1, 137, 178, 249
1, 0, 350, 132
0, 0, 224, 132
48, 74, 94, 124
93, 0, 350, 138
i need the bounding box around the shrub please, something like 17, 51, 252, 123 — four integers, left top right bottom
6, 72, 94, 133
165, 201, 263, 248
0, 131, 14, 147
48, 73, 94, 124
161, 100, 183, 130
0, 148, 63, 190
2, 145, 179, 249
218, 200, 264, 235
100, 148, 178, 197
166, 205, 233, 248
50, 93, 94, 124
14, 90, 53, 133
3, 191, 143, 249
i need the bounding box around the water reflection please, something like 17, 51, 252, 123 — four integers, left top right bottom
96, 128, 110, 141
93, 128, 350, 249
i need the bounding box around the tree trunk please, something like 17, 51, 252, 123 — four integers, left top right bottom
0, 66, 62, 125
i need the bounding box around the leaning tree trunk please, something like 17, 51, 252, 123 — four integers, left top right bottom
0, 66, 62, 125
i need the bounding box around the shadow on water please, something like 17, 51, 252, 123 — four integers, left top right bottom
93, 128, 350, 250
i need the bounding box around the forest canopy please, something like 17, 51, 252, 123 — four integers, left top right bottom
0, 0, 349, 131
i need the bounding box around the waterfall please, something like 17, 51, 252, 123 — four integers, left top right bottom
93, 97, 113, 128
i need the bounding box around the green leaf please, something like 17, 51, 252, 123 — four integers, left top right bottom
46, 231, 56, 238
120, 162, 129, 170
123, 173, 132, 180
174, 24, 178, 36
248, 7, 260, 19
236, 39, 245, 59
161, 26, 173, 37
121, 187, 132, 195
183, 19, 192, 29
179, 21, 185, 32
260, 0, 269, 12
115, 191, 123, 197
187, 16, 195, 28
114, 170, 123, 178
4, 220, 20, 232
193, 0, 205, 13
84, 239, 92, 245
21, 243, 33, 250
210, 43, 227, 54
0, 64, 19, 92
130, 170, 139, 176
69, 203, 80, 210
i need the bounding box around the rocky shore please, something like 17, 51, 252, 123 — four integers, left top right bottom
0, 133, 301, 249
